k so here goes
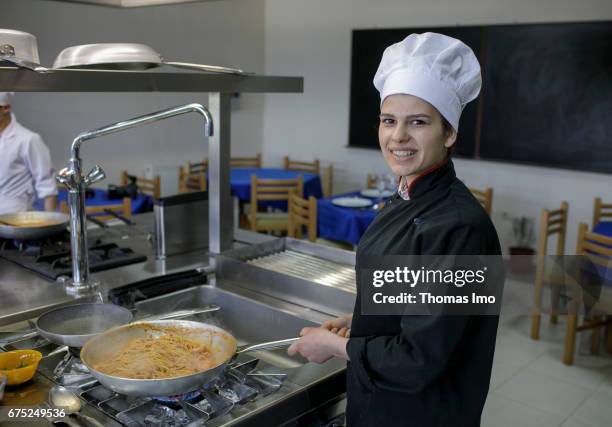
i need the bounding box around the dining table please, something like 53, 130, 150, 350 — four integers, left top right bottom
317, 190, 392, 245
593, 221, 612, 239
228, 167, 322, 201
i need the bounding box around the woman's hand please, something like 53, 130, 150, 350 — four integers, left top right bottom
322, 314, 352, 338
287, 327, 349, 363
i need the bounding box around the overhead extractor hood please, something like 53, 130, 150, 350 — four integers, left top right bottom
43, 0, 218, 8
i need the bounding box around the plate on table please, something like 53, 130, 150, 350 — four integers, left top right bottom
360, 189, 394, 198
332, 197, 373, 208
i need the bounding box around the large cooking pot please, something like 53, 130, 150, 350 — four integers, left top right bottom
0, 211, 70, 240
80, 320, 297, 397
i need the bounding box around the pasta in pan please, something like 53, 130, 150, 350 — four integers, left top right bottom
93, 327, 219, 379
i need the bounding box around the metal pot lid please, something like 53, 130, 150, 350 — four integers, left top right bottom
52, 43, 162, 69
0, 29, 41, 64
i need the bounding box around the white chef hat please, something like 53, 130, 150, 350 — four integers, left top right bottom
0, 92, 14, 106
373, 32, 481, 131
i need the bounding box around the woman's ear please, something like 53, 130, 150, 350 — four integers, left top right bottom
444, 128, 457, 148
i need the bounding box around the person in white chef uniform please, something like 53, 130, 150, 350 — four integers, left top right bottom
0, 92, 57, 214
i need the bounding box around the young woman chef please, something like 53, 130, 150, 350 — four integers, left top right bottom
288, 33, 502, 426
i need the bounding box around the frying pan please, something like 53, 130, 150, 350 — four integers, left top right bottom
52, 43, 249, 75
34, 303, 220, 348
80, 320, 298, 397
0, 212, 70, 239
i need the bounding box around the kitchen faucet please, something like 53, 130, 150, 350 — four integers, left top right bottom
56, 103, 213, 294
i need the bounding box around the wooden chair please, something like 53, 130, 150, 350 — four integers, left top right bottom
288, 189, 317, 242
231, 153, 261, 168
120, 171, 161, 199
563, 224, 612, 364
60, 197, 131, 222
322, 164, 333, 198
186, 159, 208, 174
249, 175, 303, 233
283, 156, 320, 175
469, 187, 493, 216
593, 197, 612, 227
531, 201, 569, 340
178, 166, 206, 193
286, 188, 354, 250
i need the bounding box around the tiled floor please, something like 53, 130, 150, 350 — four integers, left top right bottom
483, 279, 612, 426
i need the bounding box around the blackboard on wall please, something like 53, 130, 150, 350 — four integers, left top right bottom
480, 22, 612, 174
349, 22, 612, 175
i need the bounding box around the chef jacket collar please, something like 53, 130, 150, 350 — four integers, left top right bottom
405, 157, 455, 199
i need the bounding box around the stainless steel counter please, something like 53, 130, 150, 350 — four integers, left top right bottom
0, 226, 352, 426
0, 213, 276, 326
0, 281, 346, 426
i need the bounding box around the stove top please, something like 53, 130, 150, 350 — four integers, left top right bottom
0, 285, 347, 426
4, 334, 287, 427
0, 232, 147, 280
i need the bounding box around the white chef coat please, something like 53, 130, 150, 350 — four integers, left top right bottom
0, 113, 57, 214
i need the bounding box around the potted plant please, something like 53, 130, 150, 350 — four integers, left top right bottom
509, 216, 536, 275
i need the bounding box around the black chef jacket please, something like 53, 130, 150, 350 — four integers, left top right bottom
346, 159, 502, 427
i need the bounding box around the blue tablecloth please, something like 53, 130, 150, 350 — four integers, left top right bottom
34, 188, 153, 214
594, 221, 612, 238
589, 221, 612, 285
229, 168, 322, 201
317, 191, 384, 245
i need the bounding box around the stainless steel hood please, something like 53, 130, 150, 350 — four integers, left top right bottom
44, 0, 219, 8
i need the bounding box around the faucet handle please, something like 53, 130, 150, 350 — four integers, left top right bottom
56, 167, 78, 190
84, 165, 106, 187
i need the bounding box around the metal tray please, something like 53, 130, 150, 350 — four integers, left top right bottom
216, 238, 356, 316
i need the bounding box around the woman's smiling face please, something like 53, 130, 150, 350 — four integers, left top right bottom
378, 94, 456, 183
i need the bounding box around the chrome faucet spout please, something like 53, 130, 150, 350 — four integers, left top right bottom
58, 103, 213, 293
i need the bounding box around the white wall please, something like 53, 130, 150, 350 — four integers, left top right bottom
3, 0, 610, 251
1, 0, 265, 195
263, 0, 612, 253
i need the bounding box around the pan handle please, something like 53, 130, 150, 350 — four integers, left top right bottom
137, 305, 220, 321
163, 61, 251, 75
236, 337, 299, 354
0, 330, 39, 344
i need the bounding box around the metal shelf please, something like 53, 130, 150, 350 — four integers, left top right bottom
0, 67, 303, 93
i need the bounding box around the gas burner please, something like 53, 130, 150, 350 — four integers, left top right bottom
53, 351, 92, 386
152, 389, 201, 405
0, 233, 147, 280
117, 400, 210, 427
76, 358, 288, 426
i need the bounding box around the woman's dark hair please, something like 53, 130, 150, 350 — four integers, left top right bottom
439, 113, 456, 156
440, 114, 454, 138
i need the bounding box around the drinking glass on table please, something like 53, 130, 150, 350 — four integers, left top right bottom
375, 174, 386, 197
